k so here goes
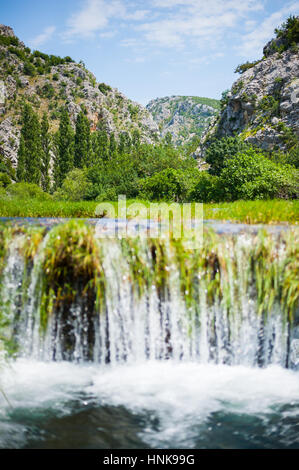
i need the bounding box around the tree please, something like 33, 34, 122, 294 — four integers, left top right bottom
205, 136, 252, 176
118, 132, 131, 154
96, 127, 109, 161
17, 104, 42, 185
53, 169, 91, 201
219, 150, 298, 200
109, 132, 117, 158
74, 111, 91, 168
41, 112, 51, 192
16, 134, 26, 182
53, 108, 74, 188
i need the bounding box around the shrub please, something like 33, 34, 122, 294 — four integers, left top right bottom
205, 136, 252, 176
219, 150, 299, 200
6, 182, 51, 200
234, 60, 261, 74
53, 169, 91, 201
23, 61, 36, 76
98, 83, 112, 95
139, 168, 191, 202
0, 172, 12, 188
188, 172, 223, 202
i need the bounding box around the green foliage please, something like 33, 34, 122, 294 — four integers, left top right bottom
5, 182, 51, 200
0, 172, 11, 188
234, 60, 261, 74
274, 15, 299, 50
258, 95, 280, 117
0, 34, 20, 47
17, 103, 42, 185
23, 61, 36, 76
139, 168, 192, 202
41, 112, 51, 192
219, 150, 298, 200
53, 169, 91, 201
53, 108, 74, 188
188, 172, 223, 202
74, 111, 91, 168
205, 136, 252, 176
220, 89, 230, 112
98, 83, 112, 95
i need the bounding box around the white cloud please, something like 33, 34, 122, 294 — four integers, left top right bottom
30, 26, 56, 48
237, 1, 299, 58
63, 0, 149, 39
99, 31, 117, 38
133, 0, 265, 49
64, 0, 124, 38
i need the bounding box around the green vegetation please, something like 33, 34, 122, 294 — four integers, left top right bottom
234, 60, 262, 74
0, 191, 298, 224
98, 82, 112, 95
0, 221, 298, 356
272, 15, 299, 54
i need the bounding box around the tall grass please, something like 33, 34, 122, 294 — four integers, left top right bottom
0, 197, 298, 224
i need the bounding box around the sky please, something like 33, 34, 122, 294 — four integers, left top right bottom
1, 0, 298, 105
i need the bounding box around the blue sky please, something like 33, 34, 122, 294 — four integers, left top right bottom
1, 0, 298, 105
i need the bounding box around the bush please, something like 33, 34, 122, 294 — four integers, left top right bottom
234, 60, 261, 74
188, 172, 224, 202
98, 83, 112, 95
219, 150, 299, 200
53, 169, 91, 201
0, 172, 12, 188
139, 168, 191, 202
205, 136, 252, 176
6, 182, 52, 200
274, 15, 299, 49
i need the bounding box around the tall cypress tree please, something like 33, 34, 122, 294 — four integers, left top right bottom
109, 132, 117, 159
17, 104, 42, 185
53, 108, 74, 188
16, 135, 26, 182
41, 112, 51, 192
97, 128, 109, 161
74, 111, 91, 168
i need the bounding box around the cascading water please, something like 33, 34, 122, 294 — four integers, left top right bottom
0, 221, 298, 449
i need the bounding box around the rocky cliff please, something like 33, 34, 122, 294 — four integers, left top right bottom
0, 25, 160, 168
200, 17, 299, 155
146, 95, 219, 147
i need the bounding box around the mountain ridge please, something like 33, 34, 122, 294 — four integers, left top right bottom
0, 24, 160, 168
146, 95, 219, 147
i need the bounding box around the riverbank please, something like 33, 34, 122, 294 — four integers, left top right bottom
0, 198, 298, 224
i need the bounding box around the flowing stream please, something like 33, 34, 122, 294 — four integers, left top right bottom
0, 220, 298, 449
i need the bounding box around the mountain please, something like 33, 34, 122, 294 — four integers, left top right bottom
199, 16, 299, 156
0, 24, 160, 168
146, 95, 220, 147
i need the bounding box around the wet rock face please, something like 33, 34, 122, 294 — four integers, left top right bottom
200, 41, 299, 154
0, 25, 160, 168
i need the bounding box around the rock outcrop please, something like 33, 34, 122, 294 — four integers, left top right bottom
0, 25, 160, 168
200, 21, 299, 154
147, 96, 219, 146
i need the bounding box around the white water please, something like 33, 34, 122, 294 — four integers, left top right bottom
0, 229, 298, 448
1, 359, 299, 448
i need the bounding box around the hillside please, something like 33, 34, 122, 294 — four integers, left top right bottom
199, 16, 299, 156
0, 24, 160, 168
146, 95, 219, 147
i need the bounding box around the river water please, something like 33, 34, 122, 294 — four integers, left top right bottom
0, 219, 298, 449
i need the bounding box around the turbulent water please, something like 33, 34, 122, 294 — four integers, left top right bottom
0, 221, 298, 449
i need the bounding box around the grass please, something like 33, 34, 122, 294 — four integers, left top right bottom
203, 199, 299, 225
0, 197, 298, 224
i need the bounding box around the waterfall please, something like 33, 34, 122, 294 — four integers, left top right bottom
0, 221, 298, 368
